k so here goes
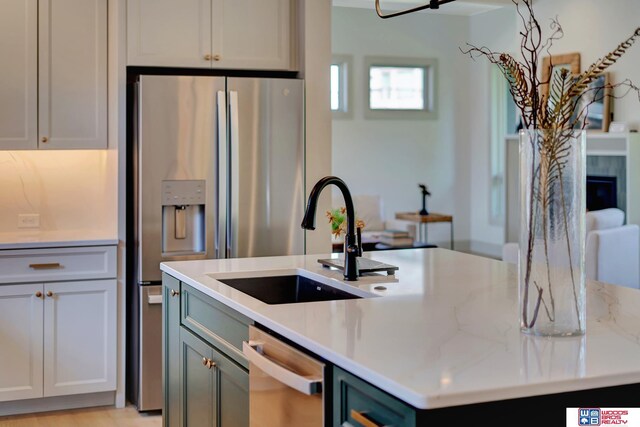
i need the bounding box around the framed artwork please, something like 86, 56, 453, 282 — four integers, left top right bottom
541, 52, 581, 100
575, 72, 612, 132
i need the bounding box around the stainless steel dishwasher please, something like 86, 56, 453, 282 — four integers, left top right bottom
242, 326, 325, 427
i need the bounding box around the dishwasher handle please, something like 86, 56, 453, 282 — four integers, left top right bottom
242, 340, 322, 396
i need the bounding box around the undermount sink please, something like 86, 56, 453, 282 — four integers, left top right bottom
216, 274, 362, 305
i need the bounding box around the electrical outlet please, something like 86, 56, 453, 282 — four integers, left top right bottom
18, 214, 40, 229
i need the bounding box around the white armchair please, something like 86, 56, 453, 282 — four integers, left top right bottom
501, 208, 640, 289
331, 194, 387, 247
585, 208, 639, 289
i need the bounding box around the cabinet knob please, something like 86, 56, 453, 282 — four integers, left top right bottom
41, 136, 48, 143
35, 291, 43, 298
212, 54, 221, 61
170, 289, 180, 297
201, 357, 215, 369
46, 291, 53, 297
204, 54, 212, 61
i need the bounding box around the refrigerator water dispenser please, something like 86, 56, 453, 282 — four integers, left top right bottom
161, 180, 206, 255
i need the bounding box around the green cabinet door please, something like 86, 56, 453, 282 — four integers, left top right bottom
163, 273, 181, 427
333, 366, 417, 427
179, 325, 249, 427
215, 341, 249, 427
180, 327, 217, 427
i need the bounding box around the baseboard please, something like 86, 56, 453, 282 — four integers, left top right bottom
0, 391, 115, 417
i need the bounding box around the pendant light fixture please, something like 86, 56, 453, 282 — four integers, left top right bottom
375, 0, 458, 19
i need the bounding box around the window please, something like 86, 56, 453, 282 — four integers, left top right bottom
364, 56, 437, 120
330, 55, 353, 119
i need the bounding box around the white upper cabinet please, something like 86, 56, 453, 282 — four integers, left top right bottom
128, 0, 294, 70
0, 0, 38, 150
0, 0, 107, 150
127, 0, 212, 68
38, 0, 108, 150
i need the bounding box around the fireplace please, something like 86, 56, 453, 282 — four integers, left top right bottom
586, 175, 617, 211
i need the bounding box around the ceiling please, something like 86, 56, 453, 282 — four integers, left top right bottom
333, 0, 514, 16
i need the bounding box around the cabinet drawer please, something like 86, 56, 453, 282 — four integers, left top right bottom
181, 284, 253, 369
0, 246, 116, 284
334, 366, 416, 427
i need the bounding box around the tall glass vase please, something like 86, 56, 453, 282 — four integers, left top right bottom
519, 129, 586, 336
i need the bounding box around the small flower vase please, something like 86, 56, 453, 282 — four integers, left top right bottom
519, 129, 587, 336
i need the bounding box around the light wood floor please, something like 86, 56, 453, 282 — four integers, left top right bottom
0, 405, 162, 427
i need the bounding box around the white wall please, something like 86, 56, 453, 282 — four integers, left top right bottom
300, 0, 334, 254
331, 7, 471, 248
467, 6, 517, 256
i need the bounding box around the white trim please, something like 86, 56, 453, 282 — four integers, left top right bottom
331, 54, 354, 119
0, 391, 115, 417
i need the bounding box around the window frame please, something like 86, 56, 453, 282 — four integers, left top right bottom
331, 54, 354, 120
364, 56, 438, 120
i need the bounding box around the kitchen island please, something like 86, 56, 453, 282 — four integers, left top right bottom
160, 248, 640, 425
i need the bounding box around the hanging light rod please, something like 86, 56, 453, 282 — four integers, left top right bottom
375, 0, 458, 19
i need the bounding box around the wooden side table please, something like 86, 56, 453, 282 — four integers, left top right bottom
394, 212, 454, 249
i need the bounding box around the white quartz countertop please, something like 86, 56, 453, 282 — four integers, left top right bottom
160, 248, 640, 410
0, 230, 118, 250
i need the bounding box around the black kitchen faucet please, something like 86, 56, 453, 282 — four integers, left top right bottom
301, 176, 360, 281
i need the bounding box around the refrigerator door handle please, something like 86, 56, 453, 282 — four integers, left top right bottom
228, 90, 240, 259
217, 90, 228, 260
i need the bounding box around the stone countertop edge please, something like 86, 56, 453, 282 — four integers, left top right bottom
0, 230, 118, 250
159, 248, 640, 410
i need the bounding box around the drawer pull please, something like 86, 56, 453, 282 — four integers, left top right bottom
35, 291, 43, 298
242, 340, 322, 395
46, 291, 54, 297
351, 410, 384, 427
29, 263, 62, 270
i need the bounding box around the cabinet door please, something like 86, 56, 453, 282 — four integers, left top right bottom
0, 0, 38, 149
38, 0, 107, 149
0, 284, 43, 401
163, 274, 181, 427
180, 327, 217, 427
216, 344, 249, 427
43, 280, 116, 397
334, 366, 416, 427
213, 0, 292, 70
127, 0, 212, 68
179, 326, 249, 427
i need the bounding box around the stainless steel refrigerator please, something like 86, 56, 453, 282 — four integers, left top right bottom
127, 74, 305, 411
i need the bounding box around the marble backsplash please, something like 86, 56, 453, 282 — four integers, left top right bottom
0, 150, 117, 235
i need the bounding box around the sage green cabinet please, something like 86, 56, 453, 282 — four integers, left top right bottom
179, 326, 249, 427
333, 366, 417, 427
162, 274, 249, 427
162, 274, 181, 427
